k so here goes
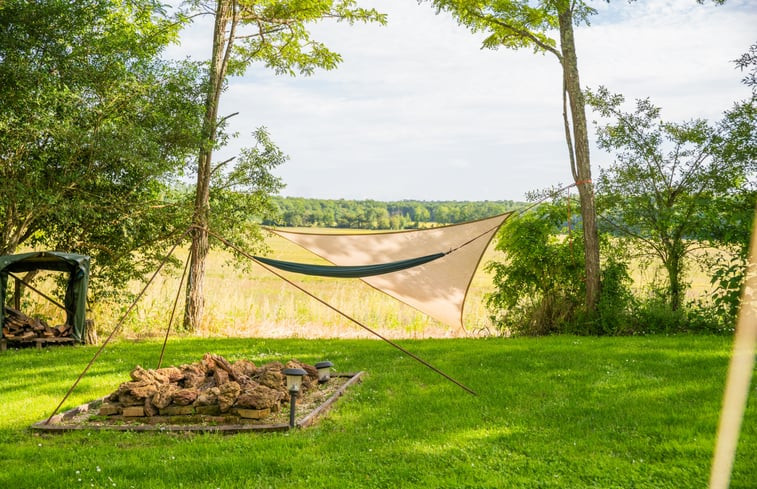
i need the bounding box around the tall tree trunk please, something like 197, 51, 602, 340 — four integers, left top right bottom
558, 8, 601, 312
666, 244, 684, 312
184, 0, 234, 331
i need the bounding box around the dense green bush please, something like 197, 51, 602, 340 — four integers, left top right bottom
705, 252, 749, 329
485, 201, 636, 336
485, 203, 583, 335
484, 195, 749, 336
585, 252, 637, 335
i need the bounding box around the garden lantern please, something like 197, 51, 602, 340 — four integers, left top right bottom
314, 361, 334, 383
283, 367, 306, 428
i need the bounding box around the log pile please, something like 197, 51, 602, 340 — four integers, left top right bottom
2, 307, 71, 341
99, 354, 320, 420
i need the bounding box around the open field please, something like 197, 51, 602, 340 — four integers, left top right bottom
0, 336, 754, 488
18, 228, 723, 340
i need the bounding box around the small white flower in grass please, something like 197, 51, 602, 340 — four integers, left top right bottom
76, 470, 80, 475
96, 466, 101, 472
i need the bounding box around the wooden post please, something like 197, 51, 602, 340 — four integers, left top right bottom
13, 276, 21, 310
85, 319, 98, 345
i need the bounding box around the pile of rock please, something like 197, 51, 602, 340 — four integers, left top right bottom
99, 354, 319, 420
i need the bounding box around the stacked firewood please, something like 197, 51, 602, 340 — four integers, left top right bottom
2, 307, 71, 340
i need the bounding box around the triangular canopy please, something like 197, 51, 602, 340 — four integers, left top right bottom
0, 251, 90, 343
268, 213, 511, 330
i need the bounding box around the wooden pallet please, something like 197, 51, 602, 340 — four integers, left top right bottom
1, 336, 75, 352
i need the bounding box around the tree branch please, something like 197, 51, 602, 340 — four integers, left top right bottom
467, 9, 562, 62
210, 157, 236, 177
598, 214, 660, 253
216, 111, 239, 129
562, 81, 578, 181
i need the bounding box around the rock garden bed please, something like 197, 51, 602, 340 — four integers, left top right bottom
32, 353, 363, 433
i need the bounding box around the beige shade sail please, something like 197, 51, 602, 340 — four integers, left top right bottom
268, 212, 512, 330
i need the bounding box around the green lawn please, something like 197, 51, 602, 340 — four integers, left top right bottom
0, 336, 754, 488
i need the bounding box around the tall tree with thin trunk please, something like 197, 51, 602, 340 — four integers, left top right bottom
428, 0, 601, 311
588, 86, 756, 312
181, 0, 385, 331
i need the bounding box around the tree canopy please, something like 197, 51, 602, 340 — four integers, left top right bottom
588, 86, 756, 311
263, 197, 522, 229
0, 0, 204, 295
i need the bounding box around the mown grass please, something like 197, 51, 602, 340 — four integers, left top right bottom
0, 335, 754, 488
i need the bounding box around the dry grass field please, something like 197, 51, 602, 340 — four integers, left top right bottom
108, 229, 503, 339
14, 229, 719, 340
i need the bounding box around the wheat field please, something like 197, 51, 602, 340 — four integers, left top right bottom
76, 229, 502, 340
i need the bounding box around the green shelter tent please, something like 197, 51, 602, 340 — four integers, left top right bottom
0, 252, 90, 343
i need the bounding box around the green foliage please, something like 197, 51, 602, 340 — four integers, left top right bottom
709, 254, 747, 320
208, 126, 286, 257
0, 0, 204, 298
591, 251, 637, 335
429, 0, 595, 58
588, 86, 757, 312
181, 0, 386, 78
264, 198, 523, 229
228, 0, 385, 76
485, 201, 585, 335
485, 199, 639, 336
633, 297, 690, 334
734, 41, 757, 93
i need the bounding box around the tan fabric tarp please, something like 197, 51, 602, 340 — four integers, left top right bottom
269, 213, 512, 330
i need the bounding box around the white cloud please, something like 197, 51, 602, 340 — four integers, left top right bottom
167, 0, 756, 201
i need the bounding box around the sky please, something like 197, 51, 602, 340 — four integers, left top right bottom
166, 0, 757, 202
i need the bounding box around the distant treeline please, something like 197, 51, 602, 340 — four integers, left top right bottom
262, 197, 525, 229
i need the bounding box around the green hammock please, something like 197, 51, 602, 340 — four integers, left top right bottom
253, 252, 446, 278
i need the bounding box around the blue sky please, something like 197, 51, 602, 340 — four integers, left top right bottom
167, 0, 756, 201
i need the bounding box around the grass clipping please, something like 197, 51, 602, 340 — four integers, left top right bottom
74, 354, 347, 428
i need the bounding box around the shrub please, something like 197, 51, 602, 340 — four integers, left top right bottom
485, 201, 635, 336
707, 252, 748, 326
485, 203, 584, 335
633, 298, 689, 335
592, 252, 637, 335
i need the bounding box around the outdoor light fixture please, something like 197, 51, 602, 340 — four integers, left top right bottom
314, 361, 334, 383
283, 367, 306, 428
